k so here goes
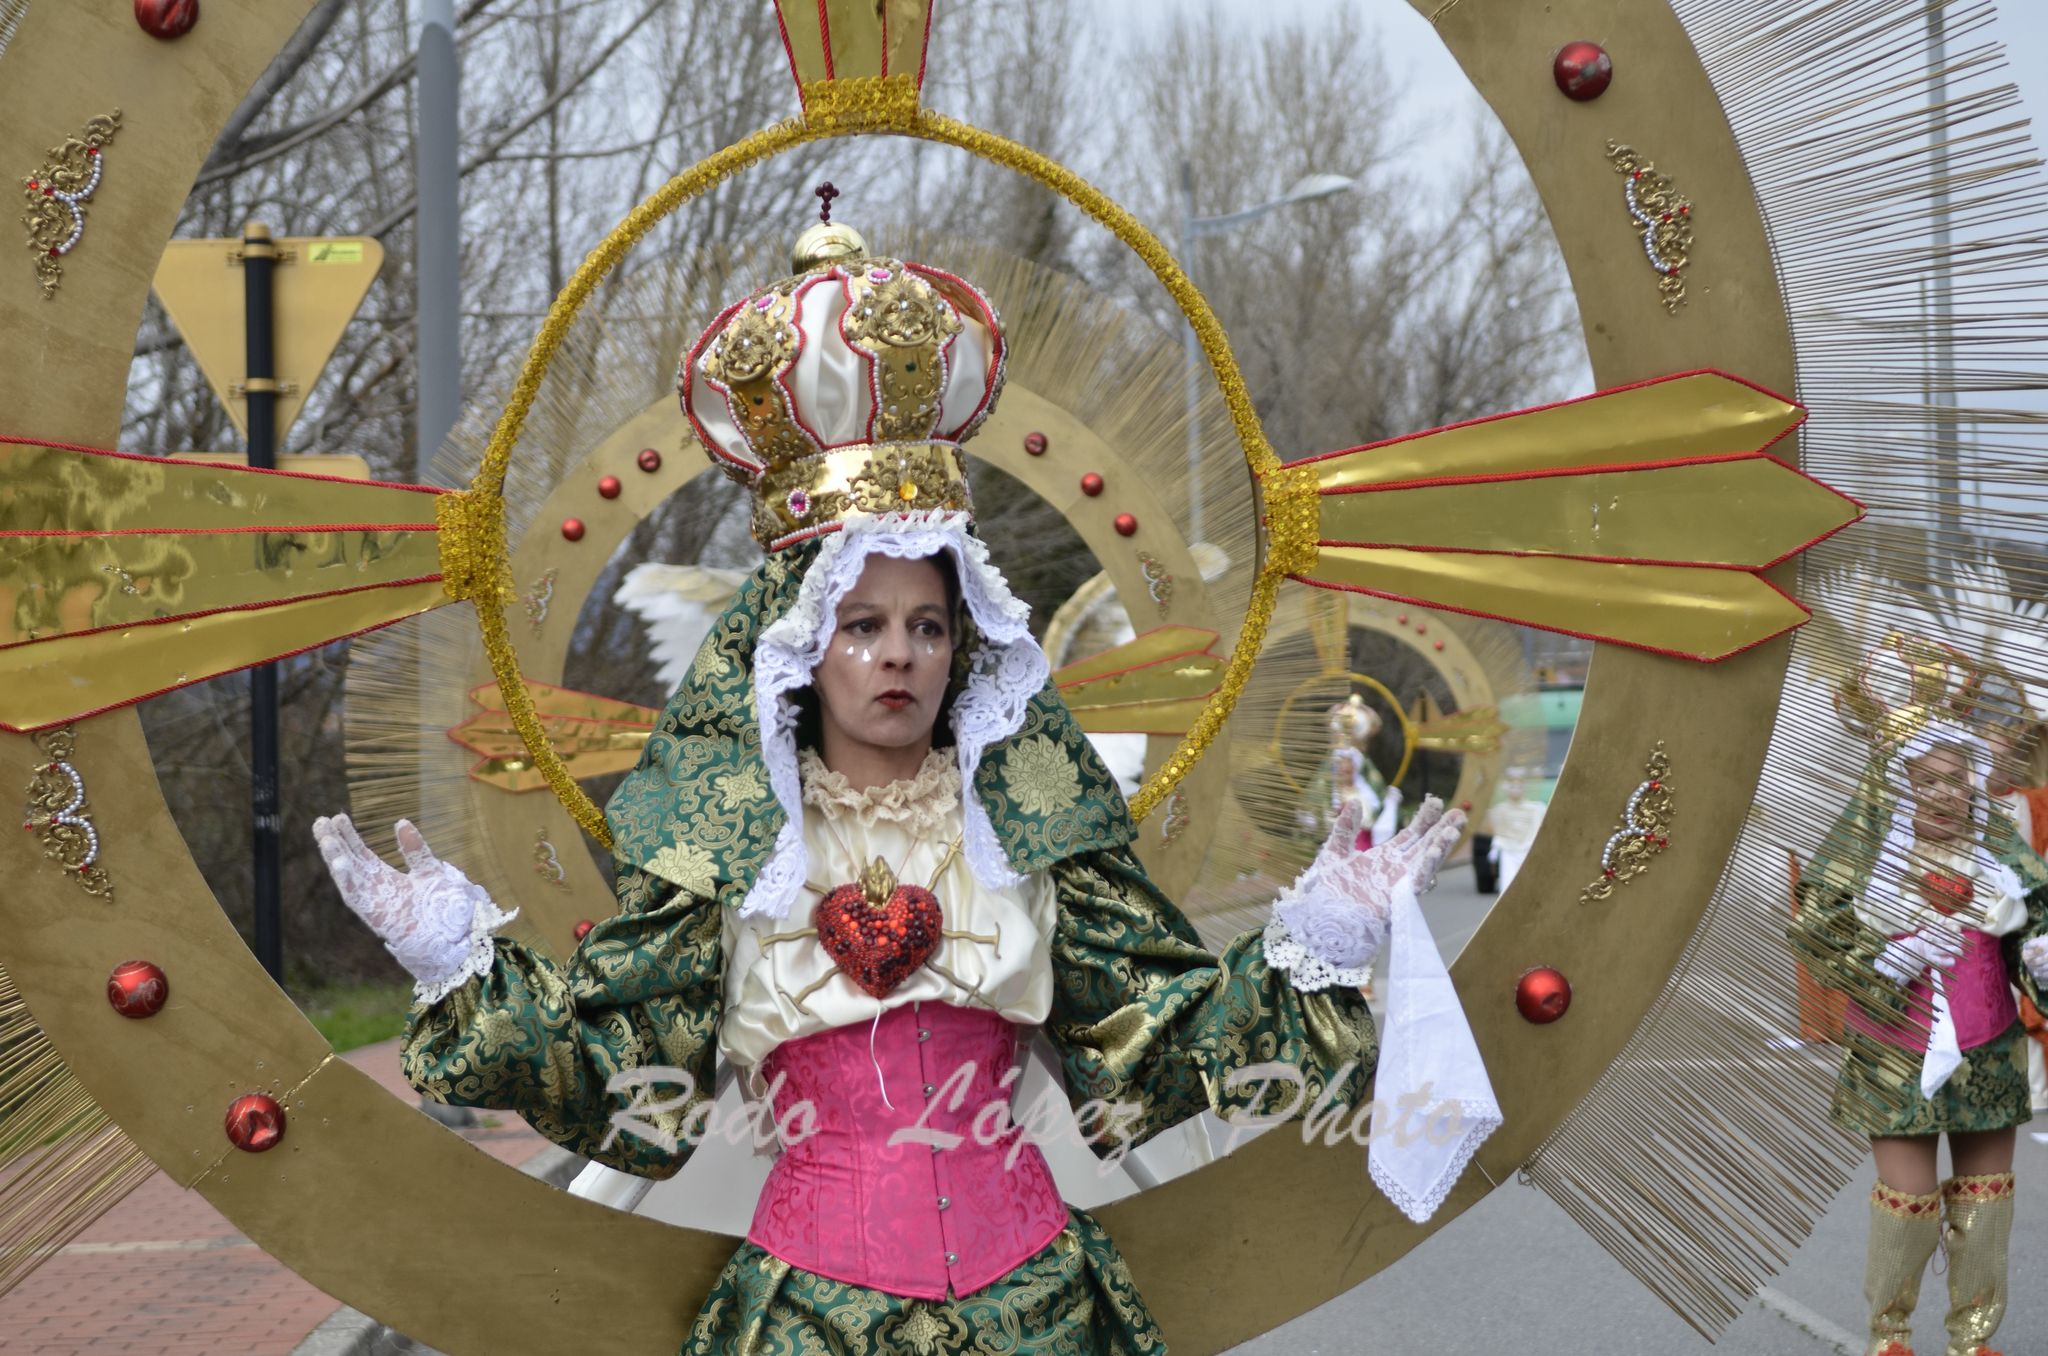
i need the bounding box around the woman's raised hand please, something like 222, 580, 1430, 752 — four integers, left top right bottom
1275, 793, 1468, 981
311, 814, 512, 993
1300, 793, 1467, 907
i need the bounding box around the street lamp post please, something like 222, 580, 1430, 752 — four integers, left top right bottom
1178, 163, 1357, 543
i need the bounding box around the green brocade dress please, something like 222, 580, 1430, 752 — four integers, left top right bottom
401, 539, 1373, 1351
403, 848, 1374, 1354
1786, 761, 2048, 1138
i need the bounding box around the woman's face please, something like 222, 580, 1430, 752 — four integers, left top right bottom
812, 553, 956, 760
1905, 743, 1973, 844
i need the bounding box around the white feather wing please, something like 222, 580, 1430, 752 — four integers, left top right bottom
614, 563, 749, 694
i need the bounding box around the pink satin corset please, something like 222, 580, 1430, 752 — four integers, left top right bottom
747, 1001, 1068, 1301
1845, 927, 2019, 1054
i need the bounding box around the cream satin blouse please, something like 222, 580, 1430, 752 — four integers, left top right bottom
717, 747, 1059, 1072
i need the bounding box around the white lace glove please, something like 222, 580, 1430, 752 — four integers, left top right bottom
1265, 795, 1467, 991
2022, 935, 2048, 988
312, 814, 516, 1003
1873, 927, 1964, 986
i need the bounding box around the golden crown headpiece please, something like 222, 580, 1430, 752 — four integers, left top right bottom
1836, 628, 2028, 752
679, 220, 1006, 549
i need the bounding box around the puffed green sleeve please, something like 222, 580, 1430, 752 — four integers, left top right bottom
1785, 760, 1913, 1020
1045, 846, 1377, 1156
400, 863, 723, 1178
1989, 811, 2048, 1012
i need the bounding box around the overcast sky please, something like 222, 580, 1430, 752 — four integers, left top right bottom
1106, 2, 2048, 191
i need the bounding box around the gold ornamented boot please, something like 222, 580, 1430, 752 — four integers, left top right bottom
1864, 1182, 1942, 1356
1939, 1172, 2015, 1356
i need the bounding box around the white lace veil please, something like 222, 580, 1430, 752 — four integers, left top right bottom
742, 510, 1049, 919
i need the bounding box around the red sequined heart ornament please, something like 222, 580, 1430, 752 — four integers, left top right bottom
1920, 869, 1974, 917
816, 857, 942, 998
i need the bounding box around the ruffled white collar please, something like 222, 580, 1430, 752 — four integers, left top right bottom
798, 746, 961, 837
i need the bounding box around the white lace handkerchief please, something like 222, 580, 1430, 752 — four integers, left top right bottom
1367, 877, 1503, 1223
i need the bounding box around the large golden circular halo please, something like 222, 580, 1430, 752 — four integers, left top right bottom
0, 3, 1802, 1351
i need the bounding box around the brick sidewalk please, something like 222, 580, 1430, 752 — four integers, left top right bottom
0, 1037, 552, 1356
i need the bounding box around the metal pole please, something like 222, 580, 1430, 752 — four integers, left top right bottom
409, 3, 480, 1128
1926, 8, 1962, 556
1180, 158, 1204, 544
417, 0, 461, 474
242, 221, 283, 983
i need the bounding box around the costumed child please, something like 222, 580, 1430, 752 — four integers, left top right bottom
311, 220, 1500, 1354
1789, 654, 2048, 1356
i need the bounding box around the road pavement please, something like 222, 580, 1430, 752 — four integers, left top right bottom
1229, 863, 2047, 1354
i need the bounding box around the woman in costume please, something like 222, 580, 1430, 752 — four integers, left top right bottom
312, 224, 1495, 1353
1789, 668, 2048, 1356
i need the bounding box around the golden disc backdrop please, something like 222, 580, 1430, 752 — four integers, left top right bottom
0, 1, 1796, 1350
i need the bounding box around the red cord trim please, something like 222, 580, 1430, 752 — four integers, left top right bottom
0, 434, 445, 495
1055, 629, 1222, 687
1286, 571, 1811, 664
0, 597, 445, 734
768, 521, 846, 552
0, 576, 444, 657
1274, 368, 1808, 471
916, 0, 935, 88
0, 522, 436, 539
1312, 495, 1861, 573
914, 262, 1005, 435
775, 3, 806, 113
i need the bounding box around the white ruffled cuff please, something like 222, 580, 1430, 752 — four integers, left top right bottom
1262, 892, 1381, 992
2024, 936, 2048, 988
411, 896, 520, 1005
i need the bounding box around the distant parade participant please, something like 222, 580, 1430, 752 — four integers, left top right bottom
1791, 670, 2048, 1356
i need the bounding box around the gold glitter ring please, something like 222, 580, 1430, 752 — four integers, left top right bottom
458, 75, 1293, 843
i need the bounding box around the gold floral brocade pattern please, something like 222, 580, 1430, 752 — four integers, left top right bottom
1047, 848, 1377, 1152
401, 865, 723, 1176
685, 1211, 1164, 1355
1003, 735, 1084, 819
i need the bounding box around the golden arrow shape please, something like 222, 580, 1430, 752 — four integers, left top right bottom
0, 436, 450, 732
1051, 625, 1225, 736
0, 367, 1856, 733
1275, 370, 1860, 662
1408, 690, 1510, 756
449, 625, 1228, 797
449, 682, 660, 793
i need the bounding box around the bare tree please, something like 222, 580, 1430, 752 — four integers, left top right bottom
121, 0, 1580, 992
1098, 9, 1582, 462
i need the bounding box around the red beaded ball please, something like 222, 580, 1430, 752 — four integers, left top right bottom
1553, 41, 1613, 101
135, 0, 200, 40
573, 920, 594, 942
1515, 967, 1573, 1024
560, 518, 586, 542
224, 1092, 286, 1152
597, 475, 623, 500
1024, 432, 1048, 456
1080, 472, 1105, 497
636, 448, 662, 473
107, 959, 169, 1019
1113, 513, 1138, 537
